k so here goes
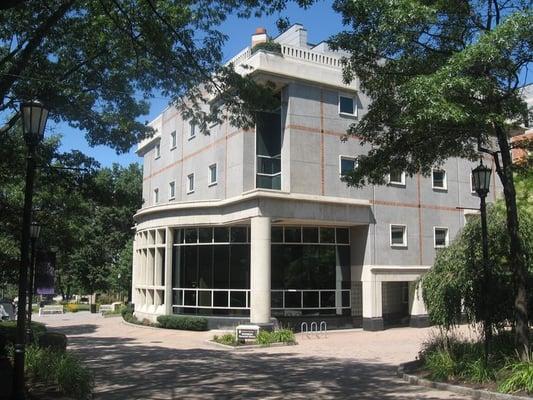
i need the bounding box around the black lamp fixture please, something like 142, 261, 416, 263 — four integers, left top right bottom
471, 161, 492, 198
21, 100, 48, 147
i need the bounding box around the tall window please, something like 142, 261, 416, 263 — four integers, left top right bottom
256, 111, 281, 190
189, 122, 196, 139
153, 188, 159, 203
170, 131, 177, 149
339, 156, 357, 177
187, 173, 194, 193
155, 143, 161, 159
390, 224, 407, 247
432, 169, 447, 190
434, 227, 449, 248
208, 163, 217, 186
339, 94, 356, 116
169, 181, 175, 199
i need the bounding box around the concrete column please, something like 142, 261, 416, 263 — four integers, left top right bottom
409, 281, 429, 327
164, 227, 174, 315
362, 280, 384, 331
131, 236, 137, 306
250, 216, 271, 325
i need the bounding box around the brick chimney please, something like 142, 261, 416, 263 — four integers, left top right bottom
251, 27, 268, 48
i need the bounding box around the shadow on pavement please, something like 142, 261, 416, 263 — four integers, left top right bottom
61, 334, 455, 400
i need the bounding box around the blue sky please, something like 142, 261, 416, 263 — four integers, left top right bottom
53, 1, 342, 167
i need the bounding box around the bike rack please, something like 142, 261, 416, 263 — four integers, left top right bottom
319, 321, 327, 338
300, 322, 308, 336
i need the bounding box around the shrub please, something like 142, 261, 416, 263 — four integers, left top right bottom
213, 333, 237, 346
66, 304, 79, 313
498, 357, 533, 394
0, 321, 46, 355
463, 358, 495, 383
39, 332, 67, 352
156, 315, 208, 331
272, 329, 295, 344
255, 330, 276, 346
251, 41, 282, 55
255, 329, 295, 346
424, 349, 456, 381
25, 345, 94, 400
121, 304, 134, 322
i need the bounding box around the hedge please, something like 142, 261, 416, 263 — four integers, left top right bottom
156, 315, 208, 331
0, 321, 47, 356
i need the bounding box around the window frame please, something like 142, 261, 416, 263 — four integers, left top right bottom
433, 226, 449, 248
338, 93, 357, 117
155, 143, 161, 159
432, 169, 447, 191
339, 155, 357, 177
388, 170, 406, 187
390, 224, 407, 248
170, 130, 177, 150
188, 121, 196, 140
168, 181, 176, 200
153, 187, 159, 204
469, 172, 477, 194
186, 173, 194, 194
208, 163, 217, 186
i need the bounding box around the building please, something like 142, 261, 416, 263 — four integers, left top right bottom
131, 25, 499, 330
511, 83, 533, 164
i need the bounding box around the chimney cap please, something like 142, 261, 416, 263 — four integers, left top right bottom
254, 27, 267, 35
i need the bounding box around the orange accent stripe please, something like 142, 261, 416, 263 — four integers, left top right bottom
372, 199, 460, 212
143, 129, 243, 181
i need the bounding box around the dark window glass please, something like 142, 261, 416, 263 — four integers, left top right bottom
320, 291, 336, 308
160, 248, 165, 286
198, 245, 213, 288
301, 245, 319, 289
213, 291, 228, 307
198, 227, 213, 243
391, 225, 406, 245
184, 228, 197, 243
342, 291, 350, 308
339, 96, 355, 114
271, 244, 285, 290
389, 170, 404, 184
336, 228, 350, 244
338, 246, 351, 289
271, 227, 283, 243
172, 290, 182, 306
230, 227, 247, 243
184, 290, 196, 306
303, 291, 319, 308
271, 291, 283, 308
340, 157, 356, 176
284, 245, 304, 289
320, 228, 335, 243
256, 174, 281, 190
173, 229, 183, 244
230, 291, 247, 308
213, 227, 229, 243
302, 227, 319, 243
183, 246, 197, 287
284, 227, 301, 243
256, 112, 281, 157
213, 246, 230, 289
172, 247, 182, 288
198, 291, 211, 307
230, 244, 250, 289
432, 170, 446, 188
285, 291, 301, 308
317, 246, 336, 289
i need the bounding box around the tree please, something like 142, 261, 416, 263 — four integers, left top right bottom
422, 203, 533, 332
329, 0, 532, 357
0, 0, 309, 151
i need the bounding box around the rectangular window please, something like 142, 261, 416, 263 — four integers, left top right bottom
389, 170, 406, 186
208, 163, 217, 186
168, 181, 175, 199
153, 188, 159, 204
390, 224, 407, 247
187, 173, 194, 194
432, 169, 447, 190
155, 143, 161, 159
339, 156, 357, 177
339, 94, 356, 116
189, 121, 196, 139
470, 173, 476, 194
434, 227, 449, 248
170, 131, 177, 149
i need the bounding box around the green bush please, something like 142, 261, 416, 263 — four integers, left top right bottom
25, 345, 94, 399
498, 357, 533, 394
156, 315, 208, 331
39, 332, 67, 352
121, 304, 135, 322
425, 349, 456, 381
251, 41, 282, 55
255, 329, 296, 346
213, 333, 237, 346
0, 321, 47, 356
272, 328, 296, 344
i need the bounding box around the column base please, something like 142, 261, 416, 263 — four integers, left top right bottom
362, 317, 384, 331
409, 314, 430, 328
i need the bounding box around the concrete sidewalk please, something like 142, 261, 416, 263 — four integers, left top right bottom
35, 312, 470, 399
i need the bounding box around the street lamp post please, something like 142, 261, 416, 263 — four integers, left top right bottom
26, 222, 41, 343
471, 161, 492, 367
12, 101, 48, 400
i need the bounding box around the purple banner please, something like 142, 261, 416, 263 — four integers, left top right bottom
36, 251, 56, 295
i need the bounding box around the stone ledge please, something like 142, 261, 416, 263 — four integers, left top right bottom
397, 361, 531, 400
207, 340, 297, 351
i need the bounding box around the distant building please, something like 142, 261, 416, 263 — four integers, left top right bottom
511, 84, 533, 164
131, 25, 500, 330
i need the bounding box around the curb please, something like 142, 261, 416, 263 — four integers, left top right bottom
206, 340, 297, 351
397, 361, 531, 400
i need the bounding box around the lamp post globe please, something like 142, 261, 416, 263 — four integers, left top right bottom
21, 101, 48, 147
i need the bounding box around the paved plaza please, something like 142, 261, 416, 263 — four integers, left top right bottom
35, 312, 471, 399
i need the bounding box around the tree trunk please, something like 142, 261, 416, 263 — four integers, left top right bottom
494, 125, 529, 359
